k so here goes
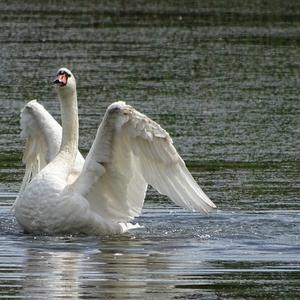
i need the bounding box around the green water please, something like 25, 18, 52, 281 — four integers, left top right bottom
0, 1, 299, 299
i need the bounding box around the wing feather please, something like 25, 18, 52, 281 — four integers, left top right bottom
72, 101, 216, 223
17, 100, 84, 197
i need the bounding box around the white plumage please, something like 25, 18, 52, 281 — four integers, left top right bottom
13, 68, 216, 234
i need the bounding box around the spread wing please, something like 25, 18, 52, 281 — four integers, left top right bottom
17, 100, 84, 196
72, 101, 216, 223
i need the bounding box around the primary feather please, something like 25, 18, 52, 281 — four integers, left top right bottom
73, 102, 216, 224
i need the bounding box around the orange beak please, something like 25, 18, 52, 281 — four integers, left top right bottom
53, 73, 68, 86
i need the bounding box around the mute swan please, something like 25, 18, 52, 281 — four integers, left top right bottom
13, 67, 216, 234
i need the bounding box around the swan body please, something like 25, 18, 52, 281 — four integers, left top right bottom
14, 68, 216, 234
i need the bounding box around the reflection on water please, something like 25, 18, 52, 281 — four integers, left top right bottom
1, 197, 299, 299
20, 249, 82, 299
0, 0, 299, 299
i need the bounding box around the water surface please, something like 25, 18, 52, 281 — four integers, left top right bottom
0, 1, 299, 299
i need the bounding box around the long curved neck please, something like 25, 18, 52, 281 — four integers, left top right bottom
55, 89, 79, 172
59, 90, 78, 157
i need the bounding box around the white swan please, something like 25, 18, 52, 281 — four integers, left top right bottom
13, 67, 216, 234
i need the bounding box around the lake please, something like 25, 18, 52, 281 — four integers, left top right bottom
0, 1, 299, 299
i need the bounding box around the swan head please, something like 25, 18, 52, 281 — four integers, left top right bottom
53, 67, 76, 98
